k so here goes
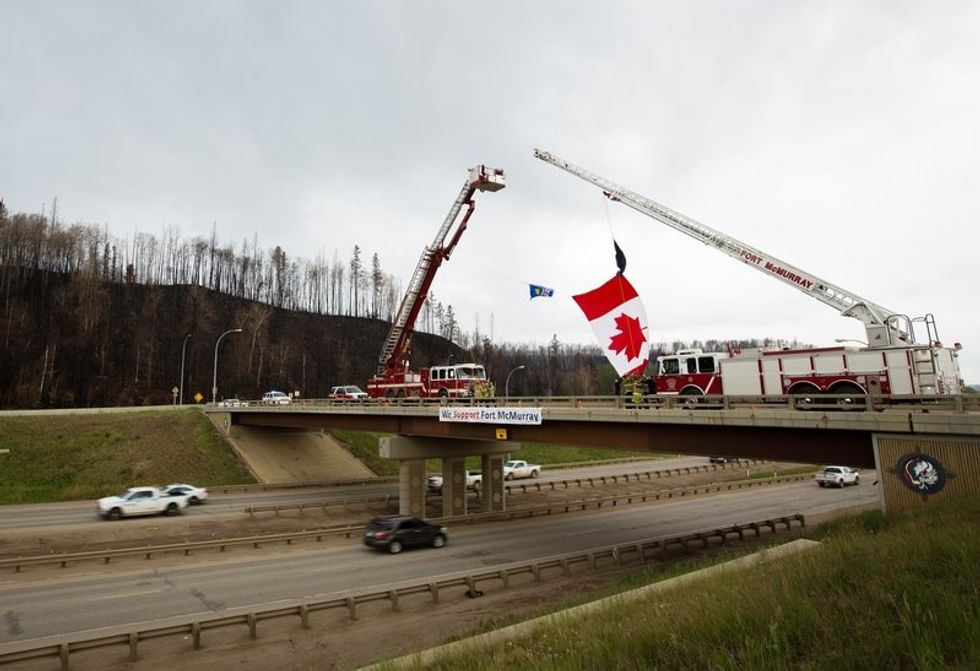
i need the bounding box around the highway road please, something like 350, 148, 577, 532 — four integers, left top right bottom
0, 456, 738, 531
0, 475, 874, 645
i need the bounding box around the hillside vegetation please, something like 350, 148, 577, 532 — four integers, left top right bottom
0, 409, 255, 504
422, 497, 980, 670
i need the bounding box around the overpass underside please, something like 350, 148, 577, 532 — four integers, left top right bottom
233, 411, 876, 468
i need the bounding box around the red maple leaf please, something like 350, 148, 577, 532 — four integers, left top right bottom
608, 313, 647, 361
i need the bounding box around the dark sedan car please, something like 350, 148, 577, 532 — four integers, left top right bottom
363, 515, 448, 554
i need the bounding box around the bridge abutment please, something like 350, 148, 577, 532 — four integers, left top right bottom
873, 433, 980, 515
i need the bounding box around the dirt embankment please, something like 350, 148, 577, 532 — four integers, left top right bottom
223, 424, 376, 483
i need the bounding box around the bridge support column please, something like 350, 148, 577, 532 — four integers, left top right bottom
442, 457, 468, 517
481, 454, 506, 513
398, 459, 427, 518
381, 436, 514, 516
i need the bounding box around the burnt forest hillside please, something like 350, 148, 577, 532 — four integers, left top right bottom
0, 273, 468, 408
0, 202, 615, 408
0, 203, 801, 409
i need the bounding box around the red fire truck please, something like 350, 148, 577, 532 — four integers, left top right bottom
535, 150, 964, 399
366, 165, 505, 399
652, 344, 961, 398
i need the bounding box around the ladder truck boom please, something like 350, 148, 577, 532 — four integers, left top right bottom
376, 165, 505, 377
533, 149, 913, 349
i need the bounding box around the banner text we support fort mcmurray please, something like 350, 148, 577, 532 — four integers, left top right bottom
438, 407, 543, 425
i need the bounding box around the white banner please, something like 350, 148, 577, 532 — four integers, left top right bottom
438, 407, 542, 425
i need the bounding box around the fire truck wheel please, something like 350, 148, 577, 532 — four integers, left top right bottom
789, 385, 821, 410
830, 383, 865, 407
438, 389, 449, 399
679, 390, 702, 408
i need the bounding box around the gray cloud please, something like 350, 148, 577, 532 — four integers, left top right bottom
2, 1, 977, 381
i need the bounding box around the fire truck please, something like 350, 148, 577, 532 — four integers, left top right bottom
534, 150, 964, 399
366, 165, 505, 399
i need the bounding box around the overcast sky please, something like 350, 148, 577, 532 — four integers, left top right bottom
2, 1, 978, 383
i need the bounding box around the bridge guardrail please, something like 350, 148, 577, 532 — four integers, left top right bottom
217, 393, 980, 413
0, 514, 806, 669
0, 473, 813, 573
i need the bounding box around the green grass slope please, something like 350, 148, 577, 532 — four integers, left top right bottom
0, 409, 255, 504
424, 496, 980, 670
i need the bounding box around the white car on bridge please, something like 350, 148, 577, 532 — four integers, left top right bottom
261, 390, 291, 405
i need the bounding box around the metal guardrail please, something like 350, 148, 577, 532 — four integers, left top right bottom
210, 475, 399, 494
207, 456, 671, 495
451, 476, 815, 525
241, 460, 768, 515
0, 525, 361, 573
0, 473, 812, 573
0, 514, 806, 669
244, 495, 396, 516
505, 459, 766, 492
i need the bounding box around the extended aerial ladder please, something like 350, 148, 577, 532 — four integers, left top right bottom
534, 149, 928, 350
375, 165, 505, 377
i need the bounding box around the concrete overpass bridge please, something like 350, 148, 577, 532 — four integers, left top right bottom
208, 393, 980, 519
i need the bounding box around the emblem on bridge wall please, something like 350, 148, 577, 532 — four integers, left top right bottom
896, 453, 947, 495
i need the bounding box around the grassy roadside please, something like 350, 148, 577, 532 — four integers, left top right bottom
0, 409, 254, 504
409, 496, 980, 670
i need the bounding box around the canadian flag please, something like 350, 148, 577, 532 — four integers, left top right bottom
573, 274, 650, 378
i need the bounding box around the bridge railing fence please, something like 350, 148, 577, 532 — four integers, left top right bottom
222, 393, 979, 413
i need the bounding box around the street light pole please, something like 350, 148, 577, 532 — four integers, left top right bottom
179, 333, 191, 405
505, 364, 526, 400
212, 328, 242, 404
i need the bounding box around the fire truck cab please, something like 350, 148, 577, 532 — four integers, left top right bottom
423, 363, 493, 398
654, 349, 728, 395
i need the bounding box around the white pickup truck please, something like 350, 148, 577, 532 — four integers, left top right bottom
503, 460, 541, 480
97, 486, 190, 520
427, 471, 482, 493
815, 466, 861, 488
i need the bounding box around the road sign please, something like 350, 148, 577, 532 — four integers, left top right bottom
194, 392, 204, 404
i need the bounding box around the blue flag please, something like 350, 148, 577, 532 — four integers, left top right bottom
529, 284, 555, 299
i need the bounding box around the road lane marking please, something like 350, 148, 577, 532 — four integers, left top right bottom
84, 588, 166, 602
